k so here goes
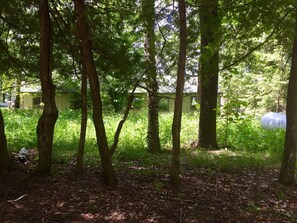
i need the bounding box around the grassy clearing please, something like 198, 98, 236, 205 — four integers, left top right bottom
2, 109, 285, 170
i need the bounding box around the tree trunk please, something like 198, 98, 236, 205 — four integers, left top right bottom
0, 109, 9, 173
198, 0, 220, 150
76, 47, 88, 174
279, 9, 297, 185
170, 0, 187, 185
0, 82, 2, 102
142, 0, 161, 153
74, 0, 117, 185
36, 0, 58, 175
14, 80, 21, 109
197, 67, 201, 104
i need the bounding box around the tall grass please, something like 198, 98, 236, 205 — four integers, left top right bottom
217, 117, 285, 156
2, 109, 285, 166
3, 109, 40, 150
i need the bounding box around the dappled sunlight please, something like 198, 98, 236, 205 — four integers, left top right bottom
104, 210, 127, 221
129, 165, 148, 170
80, 213, 95, 220
146, 215, 161, 223
208, 148, 237, 156
186, 147, 279, 169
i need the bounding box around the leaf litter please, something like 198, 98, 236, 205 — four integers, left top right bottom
0, 162, 297, 223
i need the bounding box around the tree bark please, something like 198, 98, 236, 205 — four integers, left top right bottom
74, 0, 117, 185
14, 80, 21, 109
36, 0, 59, 175
76, 47, 88, 174
142, 0, 161, 153
279, 9, 297, 185
198, 0, 220, 150
170, 0, 187, 185
0, 109, 9, 173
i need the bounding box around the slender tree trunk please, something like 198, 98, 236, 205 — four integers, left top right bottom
76, 47, 88, 174
0, 82, 2, 102
198, 0, 220, 150
279, 9, 297, 185
74, 0, 117, 185
14, 80, 21, 109
36, 0, 58, 175
170, 0, 187, 185
0, 109, 9, 173
109, 86, 137, 157
142, 0, 161, 153
197, 67, 201, 104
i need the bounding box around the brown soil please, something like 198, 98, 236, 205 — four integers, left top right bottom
0, 158, 297, 223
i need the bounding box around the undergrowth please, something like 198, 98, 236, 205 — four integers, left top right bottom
1, 109, 285, 169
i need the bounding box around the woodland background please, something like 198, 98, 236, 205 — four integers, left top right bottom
1, 0, 297, 222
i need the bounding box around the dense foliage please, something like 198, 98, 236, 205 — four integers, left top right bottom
2, 109, 285, 161
0, 1, 295, 114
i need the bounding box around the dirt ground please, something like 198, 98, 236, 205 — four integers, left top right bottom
1, 158, 297, 223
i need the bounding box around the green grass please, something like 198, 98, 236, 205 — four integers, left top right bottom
217, 117, 285, 156
1, 109, 285, 170
184, 149, 280, 171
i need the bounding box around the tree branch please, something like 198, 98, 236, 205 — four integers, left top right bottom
221, 9, 293, 71
0, 14, 19, 29
49, 0, 79, 78
0, 40, 30, 76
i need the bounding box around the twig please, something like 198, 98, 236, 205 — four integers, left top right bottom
179, 208, 186, 223
7, 194, 28, 203
41, 209, 65, 223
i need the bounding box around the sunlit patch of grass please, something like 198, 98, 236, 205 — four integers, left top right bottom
184, 148, 281, 171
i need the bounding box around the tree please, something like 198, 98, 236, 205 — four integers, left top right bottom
0, 109, 9, 173
217, 0, 293, 116
142, 0, 161, 153
198, 0, 220, 149
279, 7, 297, 185
74, 0, 117, 184
170, 0, 187, 185
75, 46, 88, 174
36, 0, 59, 175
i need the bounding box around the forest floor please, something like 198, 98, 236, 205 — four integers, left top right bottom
1, 155, 297, 223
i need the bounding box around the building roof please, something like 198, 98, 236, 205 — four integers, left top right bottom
20, 84, 75, 94
158, 76, 197, 94
134, 76, 198, 94
20, 85, 41, 93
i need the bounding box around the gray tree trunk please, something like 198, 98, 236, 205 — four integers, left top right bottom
142, 0, 161, 153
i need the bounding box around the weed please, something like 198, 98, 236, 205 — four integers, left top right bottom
154, 181, 165, 192
248, 201, 261, 213
277, 191, 287, 201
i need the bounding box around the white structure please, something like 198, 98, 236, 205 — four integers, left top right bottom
261, 112, 286, 129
